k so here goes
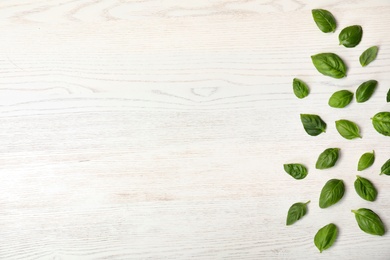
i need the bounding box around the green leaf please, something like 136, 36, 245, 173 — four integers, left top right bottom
380, 159, 390, 175
360, 46, 378, 67
316, 148, 340, 169
356, 80, 377, 103
311, 9, 337, 33
354, 175, 377, 201
314, 223, 338, 253
300, 114, 327, 136
387, 88, 390, 102
292, 78, 309, 99
286, 201, 310, 225
339, 25, 363, 48
319, 179, 345, 208
335, 119, 361, 139
283, 163, 308, 180
352, 208, 385, 236
328, 90, 353, 108
372, 112, 390, 136
311, 53, 347, 79
358, 151, 375, 171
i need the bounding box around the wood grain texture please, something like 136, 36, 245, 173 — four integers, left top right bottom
0, 0, 390, 259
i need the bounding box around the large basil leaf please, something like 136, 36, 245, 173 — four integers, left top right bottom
328, 90, 353, 108
352, 208, 385, 236
283, 163, 308, 180
354, 176, 377, 201
372, 112, 390, 136
286, 201, 310, 225
380, 159, 390, 175
311, 9, 336, 33
360, 46, 378, 67
356, 80, 377, 103
339, 25, 363, 48
316, 148, 340, 169
314, 223, 338, 253
358, 151, 375, 171
311, 53, 347, 79
292, 78, 309, 99
300, 114, 327, 136
319, 179, 345, 208
335, 119, 361, 139
387, 88, 390, 102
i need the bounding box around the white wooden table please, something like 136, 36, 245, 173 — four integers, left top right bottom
0, 0, 389, 259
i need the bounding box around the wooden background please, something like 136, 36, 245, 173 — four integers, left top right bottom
0, 0, 389, 259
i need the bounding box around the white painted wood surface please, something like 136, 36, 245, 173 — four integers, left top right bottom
0, 0, 389, 259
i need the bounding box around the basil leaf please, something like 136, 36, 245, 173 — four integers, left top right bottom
283, 163, 308, 180
372, 112, 390, 136
311, 9, 336, 33
358, 151, 375, 171
316, 148, 340, 169
335, 119, 361, 139
339, 25, 363, 48
360, 46, 378, 67
356, 80, 377, 103
286, 200, 310, 225
328, 90, 353, 108
354, 175, 377, 201
352, 208, 385, 236
380, 159, 390, 175
292, 78, 309, 99
300, 114, 327, 136
319, 179, 345, 208
311, 53, 347, 79
314, 223, 338, 253
387, 88, 390, 102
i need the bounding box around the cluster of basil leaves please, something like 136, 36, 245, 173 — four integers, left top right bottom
285, 9, 390, 253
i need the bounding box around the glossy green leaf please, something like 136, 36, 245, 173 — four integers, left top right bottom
339, 25, 363, 48
352, 208, 385, 236
300, 114, 327, 136
311, 9, 337, 33
356, 80, 377, 103
372, 112, 390, 136
319, 179, 345, 208
311, 53, 347, 79
335, 119, 361, 139
292, 78, 309, 99
380, 159, 390, 175
358, 151, 375, 171
328, 90, 353, 108
286, 201, 310, 225
387, 88, 390, 102
283, 163, 308, 180
360, 46, 378, 67
354, 176, 377, 201
314, 223, 338, 253
316, 148, 340, 169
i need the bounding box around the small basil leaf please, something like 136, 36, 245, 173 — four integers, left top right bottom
380, 159, 390, 175
356, 80, 377, 103
319, 179, 345, 208
316, 148, 340, 169
339, 25, 363, 48
354, 175, 377, 201
314, 223, 338, 253
300, 114, 327, 136
328, 90, 353, 108
286, 201, 310, 225
335, 119, 361, 139
311, 53, 347, 79
372, 112, 390, 136
360, 46, 378, 67
311, 9, 337, 33
292, 78, 309, 99
358, 151, 375, 171
387, 88, 390, 102
283, 163, 308, 180
352, 208, 385, 236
